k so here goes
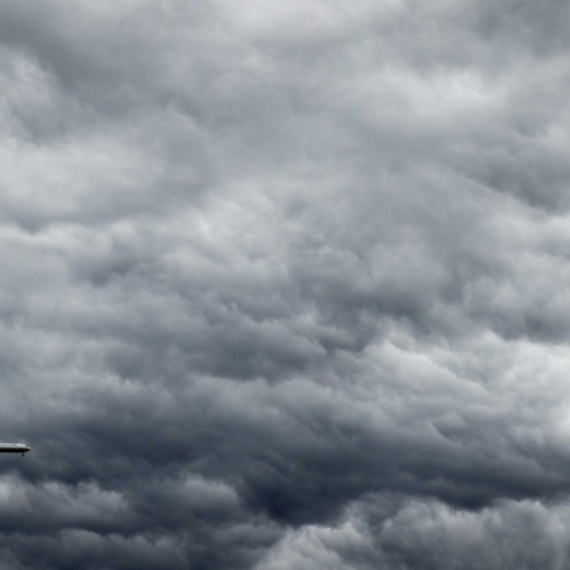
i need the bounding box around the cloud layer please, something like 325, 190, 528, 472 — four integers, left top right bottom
1, 1, 570, 568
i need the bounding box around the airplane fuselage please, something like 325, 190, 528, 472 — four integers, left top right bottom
0, 443, 30, 456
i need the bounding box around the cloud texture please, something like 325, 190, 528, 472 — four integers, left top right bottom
2, 1, 570, 568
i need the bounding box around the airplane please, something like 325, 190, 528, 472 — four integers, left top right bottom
0, 443, 30, 457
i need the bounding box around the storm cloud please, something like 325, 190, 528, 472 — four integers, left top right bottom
1, 0, 570, 568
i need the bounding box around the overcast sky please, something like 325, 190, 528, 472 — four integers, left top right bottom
2, 1, 570, 568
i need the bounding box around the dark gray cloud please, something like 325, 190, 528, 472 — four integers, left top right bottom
1, 0, 570, 568
256, 493, 570, 570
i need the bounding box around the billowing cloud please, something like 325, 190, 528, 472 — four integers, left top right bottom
1, 0, 570, 568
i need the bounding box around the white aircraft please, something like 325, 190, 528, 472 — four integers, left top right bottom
0, 443, 30, 457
